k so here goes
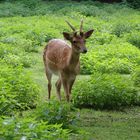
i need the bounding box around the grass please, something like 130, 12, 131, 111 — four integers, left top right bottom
71, 107, 140, 140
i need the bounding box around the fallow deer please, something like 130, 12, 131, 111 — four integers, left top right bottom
43, 20, 94, 102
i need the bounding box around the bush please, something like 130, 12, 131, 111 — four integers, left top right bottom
132, 66, 140, 87
17, 38, 39, 53
92, 32, 116, 45
112, 23, 132, 37
72, 73, 139, 109
3, 53, 33, 68
94, 58, 135, 74
0, 43, 21, 58
0, 117, 69, 140
0, 65, 39, 116
0, 43, 34, 68
126, 0, 140, 9
80, 42, 140, 74
35, 101, 76, 128
125, 31, 140, 48
79, 5, 104, 17
1, 36, 39, 53
21, 0, 42, 9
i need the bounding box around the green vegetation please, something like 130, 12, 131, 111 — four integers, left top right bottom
132, 66, 140, 88
71, 107, 140, 140
0, 0, 140, 139
35, 101, 76, 128
126, 0, 140, 9
73, 73, 139, 109
81, 43, 140, 74
0, 65, 39, 116
0, 117, 70, 140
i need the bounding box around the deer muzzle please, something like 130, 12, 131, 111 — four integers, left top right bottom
82, 48, 87, 54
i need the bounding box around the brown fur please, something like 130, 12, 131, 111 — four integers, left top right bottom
43, 22, 94, 102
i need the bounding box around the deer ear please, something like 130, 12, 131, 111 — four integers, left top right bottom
84, 29, 94, 39
63, 32, 71, 41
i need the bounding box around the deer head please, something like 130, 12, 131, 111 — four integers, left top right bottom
63, 19, 94, 54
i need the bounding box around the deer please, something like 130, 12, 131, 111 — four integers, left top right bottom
43, 20, 94, 102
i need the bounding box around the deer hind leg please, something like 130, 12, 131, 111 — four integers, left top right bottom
45, 69, 52, 100
55, 77, 61, 101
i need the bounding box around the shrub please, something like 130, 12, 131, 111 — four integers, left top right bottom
112, 23, 132, 37
21, 0, 42, 9
0, 43, 34, 67
0, 43, 16, 58
0, 117, 69, 140
1, 36, 39, 53
3, 53, 33, 68
94, 58, 135, 74
126, 0, 140, 9
92, 32, 116, 45
80, 53, 93, 75
125, 31, 140, 48
0, 65, 39, 116
132, 66, 140, 87
79, 5, 104, 17
25, 31, 44, 52
72, 73, 139, 109
18, 39, 39, 53
80, 42, 140, 74
35, 101, 76, 128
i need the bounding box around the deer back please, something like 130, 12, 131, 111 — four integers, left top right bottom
43, 39, 77, 74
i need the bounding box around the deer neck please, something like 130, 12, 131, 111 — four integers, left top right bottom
68, 46, 80, 68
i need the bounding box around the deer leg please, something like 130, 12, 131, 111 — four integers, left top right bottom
68, 78, 75, 100
45, 70, 52, 100
61, 78, 70, 102
55, 78, 61, 101
48, 82, 52, 100
69, 78, 76, 94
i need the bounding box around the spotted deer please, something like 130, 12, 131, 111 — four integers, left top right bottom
43, 20, 94, 102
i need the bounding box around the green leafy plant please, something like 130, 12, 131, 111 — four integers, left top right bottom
126, 0, 140, 9
3, 53, 33, 68
0, 65, 39, 116
0, 117, 70, 140
0, 43, 16, 59
72, 73, 139, 109
112, 23, 132, 37
132, 66, 140, 87
80, 42, 140, 74
35, 101, 77, 128
92, 32, 116, 45
125, 31, 140, 48
21, 0, 42, 9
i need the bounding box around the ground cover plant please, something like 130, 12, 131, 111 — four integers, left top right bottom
0, 0, 140, 139
0, 64, 39, 116
72, 73, 140, 109
0, 117, 70, 140
34, 101, 77, 128
132, 66, 140, 88
80, 42, 140, 74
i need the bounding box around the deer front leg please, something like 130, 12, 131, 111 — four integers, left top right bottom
61, 77, 70, 102
69, 77, 76, 95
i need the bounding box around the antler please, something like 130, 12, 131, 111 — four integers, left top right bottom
65, 20, 76, 32
80, 19, 83, 33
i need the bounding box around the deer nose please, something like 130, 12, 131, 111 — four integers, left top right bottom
82, 49, 87, 53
